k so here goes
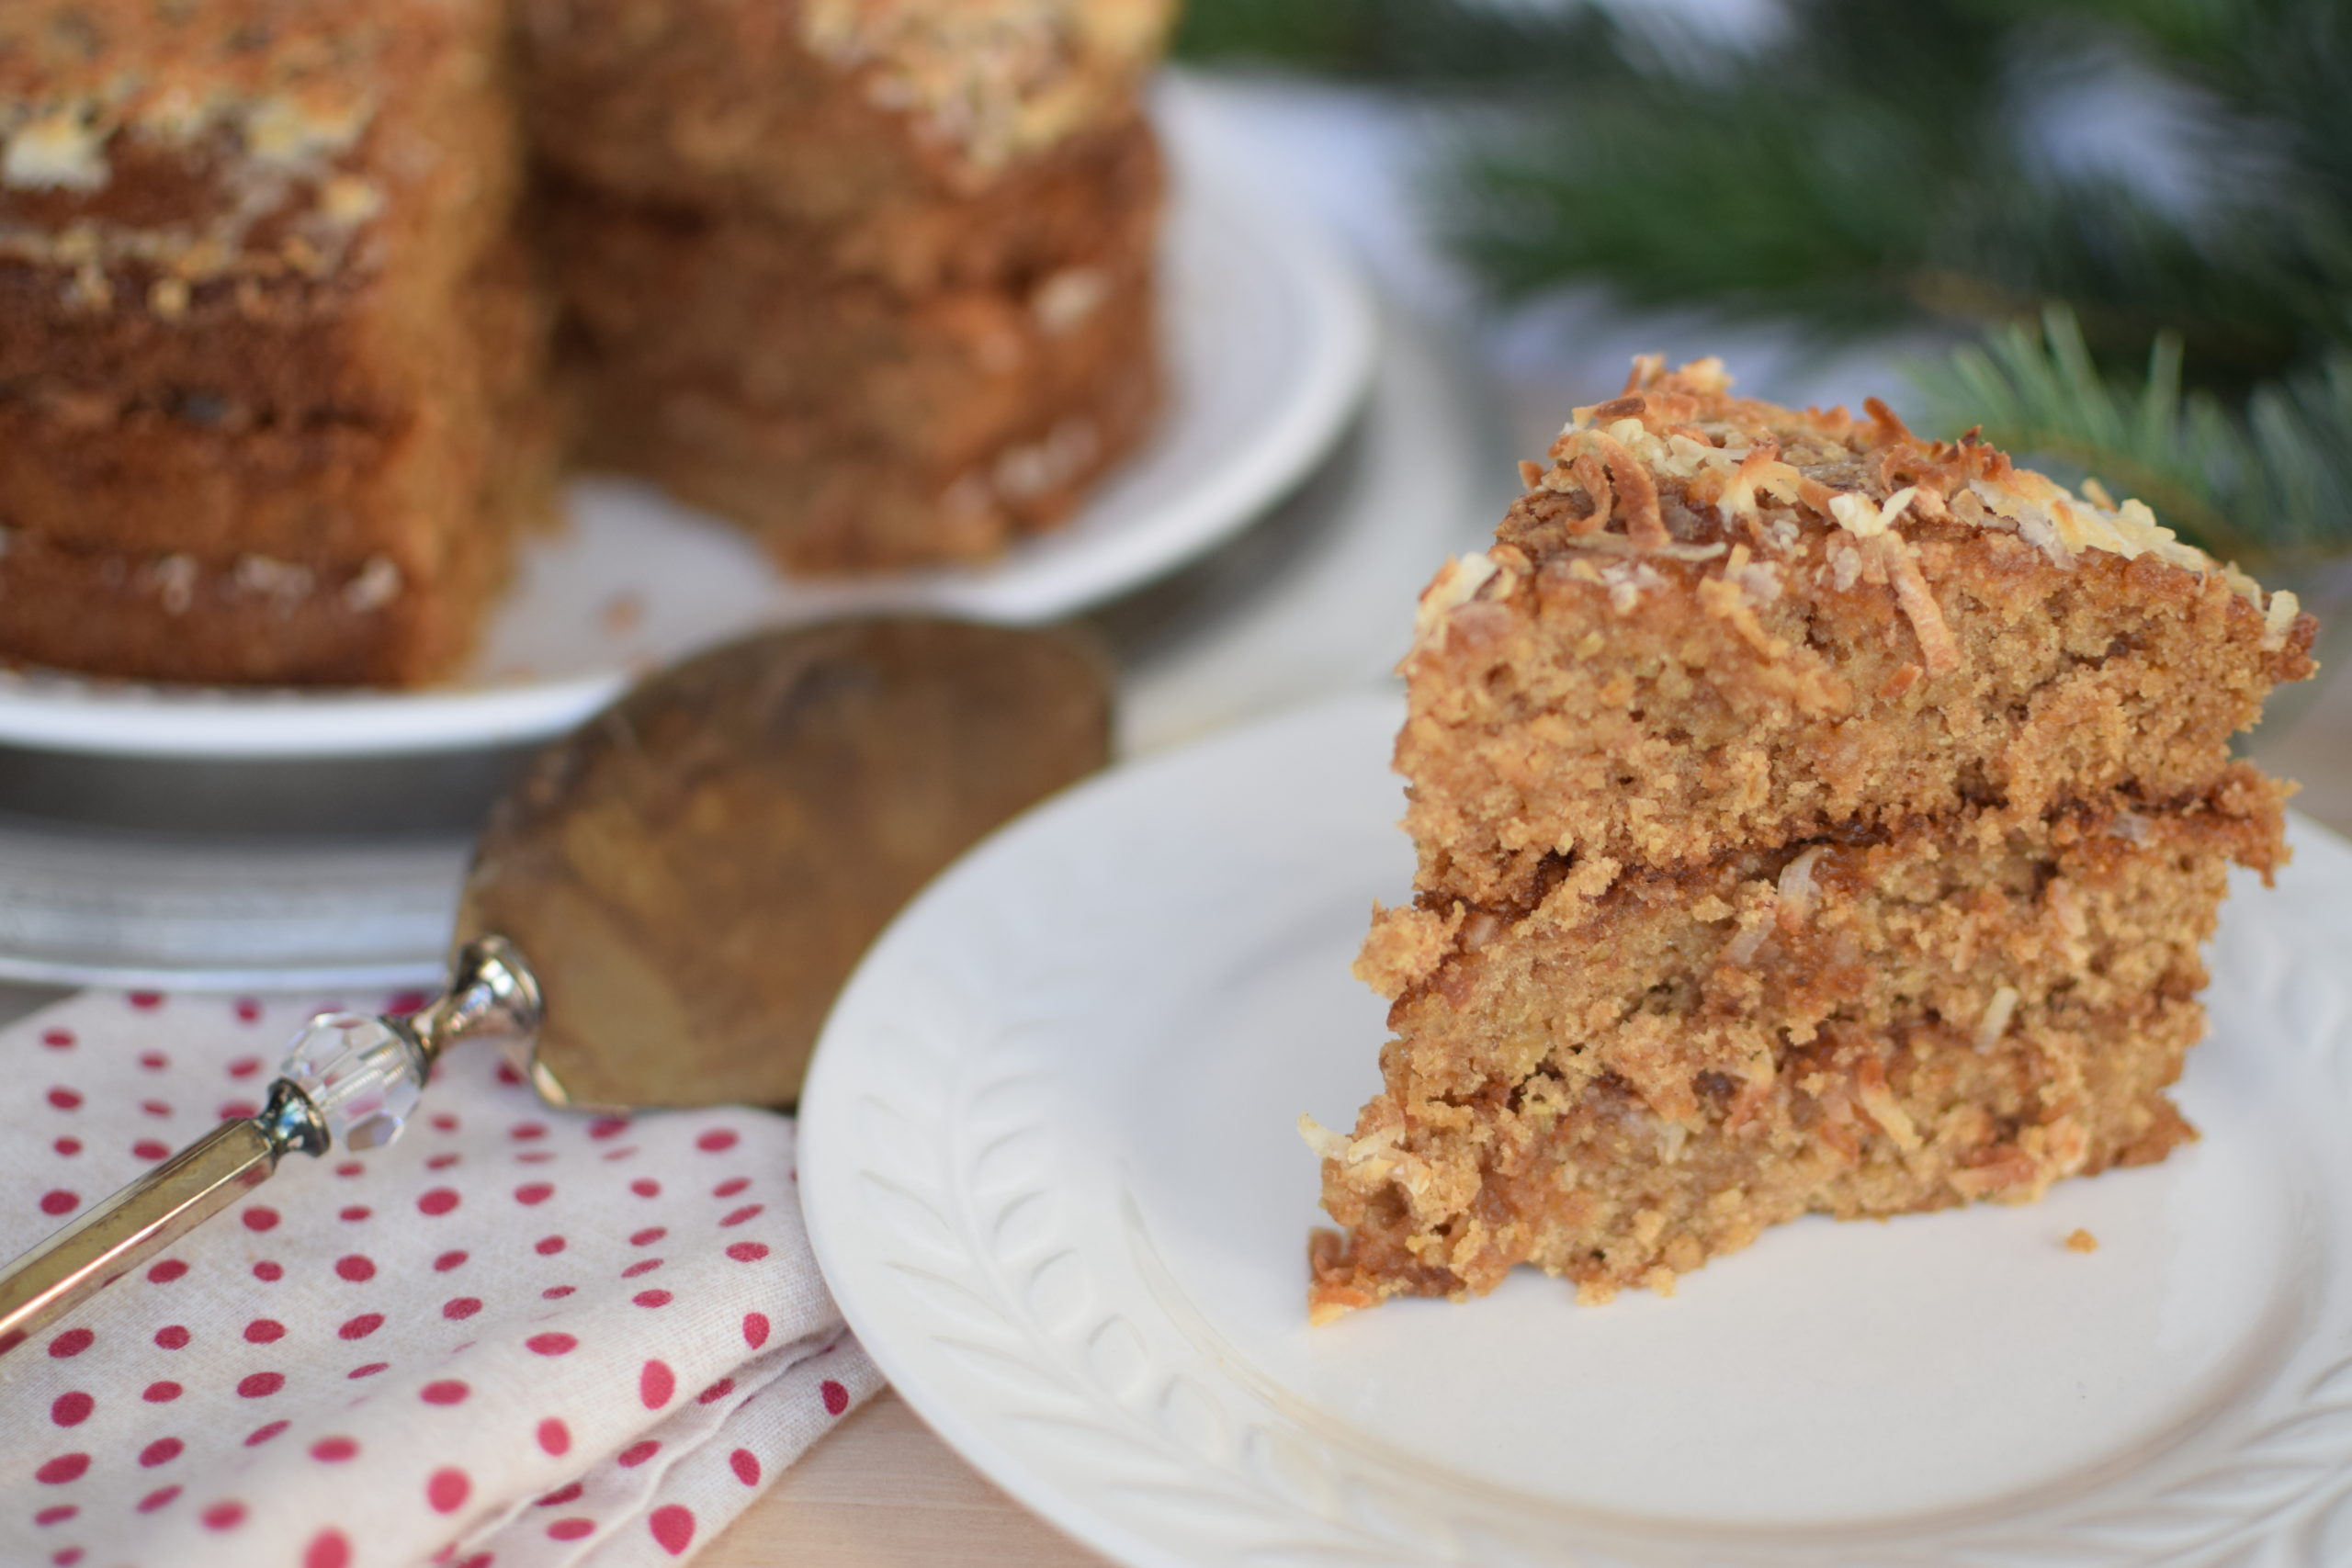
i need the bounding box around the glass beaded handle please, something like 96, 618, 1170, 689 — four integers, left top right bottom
0, 939, 541, 1356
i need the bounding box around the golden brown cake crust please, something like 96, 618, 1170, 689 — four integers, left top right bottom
1313, 357, 2313, 1323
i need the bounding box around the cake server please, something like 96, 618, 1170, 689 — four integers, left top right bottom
0, 618, 1111, 1354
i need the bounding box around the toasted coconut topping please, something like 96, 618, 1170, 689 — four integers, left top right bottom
1775, 846, 1826, 921
1975, 986, 2020, 1052
1412, 550, 1506, 646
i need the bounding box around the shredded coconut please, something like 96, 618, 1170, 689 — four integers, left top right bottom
1975, 986, 2020, 1052
1775, 846, 1826, 921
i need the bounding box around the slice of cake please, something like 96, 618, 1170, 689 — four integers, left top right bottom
517, 0, 1170, 572
1308, 356, 2315, 1320
0, 0, 556, 685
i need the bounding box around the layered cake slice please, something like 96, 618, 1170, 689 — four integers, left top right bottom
518, 0, 1170, 572
1308, 357, 2315, 1320
0, 0, 556, 685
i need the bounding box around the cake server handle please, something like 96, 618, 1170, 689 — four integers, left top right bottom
0, 939, 541, 1358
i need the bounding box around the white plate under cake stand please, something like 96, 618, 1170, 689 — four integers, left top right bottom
0, 81, 1374, 761
802, 691, 2352, 1568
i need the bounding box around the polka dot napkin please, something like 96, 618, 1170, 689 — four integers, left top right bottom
0, 988, 880, 1568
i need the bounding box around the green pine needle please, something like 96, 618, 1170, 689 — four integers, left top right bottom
1913, 306, 2352, 566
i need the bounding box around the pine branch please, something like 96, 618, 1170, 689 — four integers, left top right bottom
1911, 306, 2352, 565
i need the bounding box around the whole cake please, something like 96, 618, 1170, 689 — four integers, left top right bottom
0, 0, 557, 685
1307, 357, 2315, 1321
518, 0, 1171, 572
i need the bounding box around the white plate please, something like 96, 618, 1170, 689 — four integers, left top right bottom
0, 80, 1374, 760
803, 692, 2352, 1568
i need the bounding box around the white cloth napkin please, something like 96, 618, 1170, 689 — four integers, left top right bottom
0, 988, 880, 1568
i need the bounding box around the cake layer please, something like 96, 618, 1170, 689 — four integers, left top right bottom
1401, 367, 2314, 908
517, 0, 1172, 230
1312, 778, 2284, 1316
571, 329, 1160, 572
542, 150, 1157, 475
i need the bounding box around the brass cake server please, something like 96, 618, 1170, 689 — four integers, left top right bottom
0, 618, 1111, 1354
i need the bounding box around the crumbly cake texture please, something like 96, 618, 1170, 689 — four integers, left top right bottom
1308, 357, 2316, 1321
520, 0, 1170, 574
0, 0, 556, 685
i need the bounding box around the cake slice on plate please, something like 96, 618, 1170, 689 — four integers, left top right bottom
1308, 356, 2314, 1321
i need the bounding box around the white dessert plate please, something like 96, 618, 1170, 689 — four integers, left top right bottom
802, 691, 2352, 1568
0, 83, 1374, 760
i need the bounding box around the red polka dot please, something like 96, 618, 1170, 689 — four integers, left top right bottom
697, 1377, 735, 1405
542, 1285, 575, 1299
131, 1140, 170, 1161
514, 1182, 554, 1206
427, 1466, 470, 1513
339, 1205, 370, 1223
590, 1116, 630, 1139
51, 1392, 92, 1427
623, 1258, 663, 1278
311, 1436, 358, 1462
234, 999, 261, 1022
421, 1380, 469, 1405
346, 1363, 388, 1380
630, 1226, 667, 1247
49, 1327, 92, 1358
334, 1161, 364, 1178
146, 1258, 187, 1283
650, 1504, 696, 1555
39, 1190, 76, 1216
729, 1448, 761, 1486
425, 1152, 462, 1170
304, 1529, 351, 1568
640, 1359, 675, 1408
435, 1249, 469, 1272
537, 1417, 571, 1456
41, 1029, 74, 1048
602, 1145, 639, 1162
36, 1504, 76, 1526
254, 1260, 283, 1282
154, 1325, 189, 1349
512, 1122, 548, 1141
243, 1206, 279, 1233
727, 1241, 770, 1263
743, 1312, 771, 1348
720, 1203, 764, 1227
496, 1063, 523, 1086
128, 990, 163, 1010
139, 1051, 168, 1071
218, 1100, 259, 1121
418, 1188, 460, 1216
617, 1439, 660, 1468
336, 1313, 383, 1341
633, 1289, 673, 1309
630, 1178, 661, 1198
35, 1453, 89, 1484
526, 1333, 577, 1357
431, 1112, 459, 1133
536, 1235, 566, 1255
548, 1518, 594, 1541
140, 1438, 182, 1467
386, 989, 429, 1016
51, 1137, 78, 1156
714, 1177, 752, 1198
237, 1371, 284, 1398
695, 1129, 739, 1153
537, 1482, 583, 1508
244, 1420, 288, 1447
200, 1500, 245, 1530
47, 1088, 81, 1111
822, 1380, 850, 1416
226, 1055, 263, 1079
243, 1318, 284, 1344
137, 1485, 180, 1513
141, 1100, 171, 1118
443, 1297, 482, 1320
142, 1382, 181, 1403
334, 1254, 375, 1281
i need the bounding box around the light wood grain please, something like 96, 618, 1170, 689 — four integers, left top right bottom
698, 1390, 1110, 1567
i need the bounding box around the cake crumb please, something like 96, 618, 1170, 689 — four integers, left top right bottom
2065, 1228, 2099, 1254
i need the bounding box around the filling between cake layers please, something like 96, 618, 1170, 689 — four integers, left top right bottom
1309, 773, 2285, 1320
